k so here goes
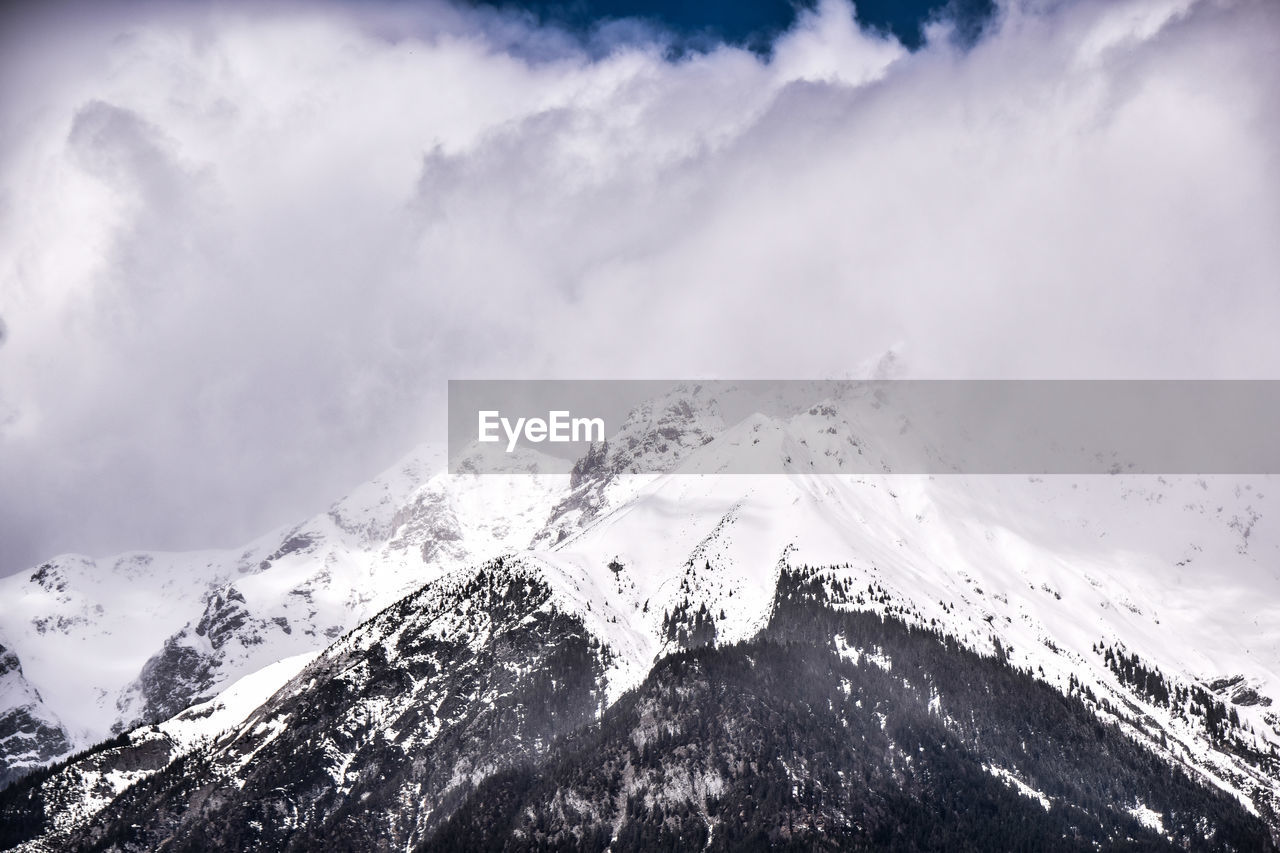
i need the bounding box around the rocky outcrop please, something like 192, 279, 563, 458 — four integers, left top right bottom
0, 644, 71, 791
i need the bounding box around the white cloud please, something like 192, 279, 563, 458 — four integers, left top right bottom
0, 0, 1276, 571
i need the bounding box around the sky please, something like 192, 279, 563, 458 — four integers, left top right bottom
0, 0, 1277, 575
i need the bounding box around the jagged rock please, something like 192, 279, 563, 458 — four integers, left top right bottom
0, 644, 72, 791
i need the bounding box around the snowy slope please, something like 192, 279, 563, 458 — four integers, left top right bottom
0, 385, 731, 782
2, 650, 319, 845
9, 556, 617, 852
110, 443, 572, 731
527, 403, 1280, 820
0, 441, 571, 780
0, 644, 70, 790
4, 386, 1280, 844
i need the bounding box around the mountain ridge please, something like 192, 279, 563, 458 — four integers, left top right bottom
3, 387, 1280, 848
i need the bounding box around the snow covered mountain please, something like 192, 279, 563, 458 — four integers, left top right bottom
0, 384, 723, 784
0, 645, 71, 791
0, 442, 570, 783
3, 387, 1280, 849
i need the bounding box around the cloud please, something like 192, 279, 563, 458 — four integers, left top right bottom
0, 0, 1276, 572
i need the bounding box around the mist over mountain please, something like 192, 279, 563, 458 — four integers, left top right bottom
2, 0, 1278, 848
2, 0, 1278, 574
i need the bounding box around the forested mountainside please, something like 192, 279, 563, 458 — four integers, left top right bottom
4, 565, 1276, 852
4, 389, 1280, 851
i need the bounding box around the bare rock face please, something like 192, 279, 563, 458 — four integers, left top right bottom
35, 558, 611, 853
537, 385, 724, 546
112, 586, 258, 731
1210, 675, 1276, 708
7, 567, 1277, 852
115, 639, 218, 732
0, 643, 72, 791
